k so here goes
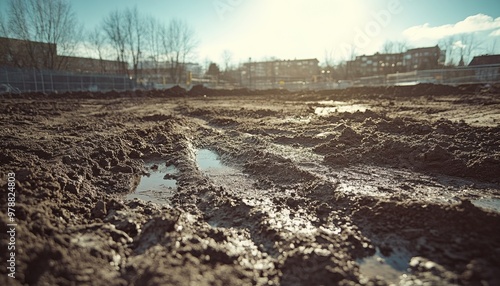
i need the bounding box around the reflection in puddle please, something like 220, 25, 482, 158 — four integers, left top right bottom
126, 162, 178, 204
358, 247, 411, 285
315, 105, 368, 115
472, 198, 500, 213
196, 149, 234, 175
313, 101, 369, 115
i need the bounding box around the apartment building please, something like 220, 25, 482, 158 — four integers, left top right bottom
347, 45, 445, 78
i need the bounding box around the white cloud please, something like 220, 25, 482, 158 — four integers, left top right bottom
403, 14, 500, 41
490, 29, 500, 37
452, 40, 466, 50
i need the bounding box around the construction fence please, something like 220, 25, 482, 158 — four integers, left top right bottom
0, 67, 133, 93
2, 65, 500, 94
214, 64, 500, 91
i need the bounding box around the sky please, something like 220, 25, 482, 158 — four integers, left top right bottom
2, 0, 500, 66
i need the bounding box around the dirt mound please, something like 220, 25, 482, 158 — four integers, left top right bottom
315, 114, 500, 182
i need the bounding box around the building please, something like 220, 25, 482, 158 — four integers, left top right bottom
469, 55, 500, 66
403, 45, 445, 71
468, 54, 500, 82
60, 56, 127, 74
0, 36, 126, 74
347, 52, 404, 78
242, 58, 320, 87
0, 37, 57, 69
346, 46, 445, 78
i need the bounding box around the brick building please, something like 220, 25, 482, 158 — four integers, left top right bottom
347, 45, 445, 78
0, 37, 126, 74
468, 54, 500, 82
347, 52, 404, 78
60, 56, 127, 74
403, 46, 444, 71
0, 37, 57, 69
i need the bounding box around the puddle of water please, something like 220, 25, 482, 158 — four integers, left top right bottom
313, 100, 370, 115
315, 105, 368, 115
126, 162, 178, 204
472, 198, 500, 213
358, 247, 411, 285
196, 149, 235, 175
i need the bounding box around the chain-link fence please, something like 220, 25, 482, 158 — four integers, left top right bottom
0, 67, 133, 93
2, 65, 499, 94
214, 65, 500, 91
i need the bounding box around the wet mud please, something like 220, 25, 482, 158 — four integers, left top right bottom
1, 84, 500, 285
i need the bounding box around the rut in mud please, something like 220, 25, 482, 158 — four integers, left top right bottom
1, 86, 500, 285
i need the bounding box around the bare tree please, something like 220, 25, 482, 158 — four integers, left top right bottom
124, 7, 145, 82
102, 7, 146, 80
457, 33, 482, 65
381, 41, 394, 54
86, 27, 109, 73
102, 10, 128, 74
145, 17, 165, 74
162, 19, 198, 84
0, 10, 7, 37
485, 39, 498, 55
381, 40, 408, 54
323, 48, 335, 68
439, 36, 457, 66
5, 0, 82, 69
221, 50, 233, 72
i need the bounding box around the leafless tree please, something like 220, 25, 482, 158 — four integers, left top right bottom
323, 48, 335, 68
394, 41, 409, 53
124, 7, 145, 82
457, 33, 482, 65
0, 11, 7, 37
102, 10, 128, 75
221, 50, 233, 72
5, 0, 82, 69
145, 17, 165, 74
102, 7, 146, 80
439, 36, 457, 66
381, 40, 408, 54
86, 27, 109, 73
382, 41, 394, 54
162, 19, 198, 84
485, 39, 498, 55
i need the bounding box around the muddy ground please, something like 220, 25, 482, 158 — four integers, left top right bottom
1, 84, 500, 285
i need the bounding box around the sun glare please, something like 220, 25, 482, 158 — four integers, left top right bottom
232, 0, 368, 60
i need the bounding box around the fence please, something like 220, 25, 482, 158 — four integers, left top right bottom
0, 67, 133, 93
212, 65, 500, 91
2, 65, 500, 94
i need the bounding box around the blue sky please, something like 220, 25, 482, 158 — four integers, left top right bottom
2, 0, 500, 65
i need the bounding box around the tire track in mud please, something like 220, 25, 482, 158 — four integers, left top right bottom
2, 96, 500, 286
177, 99, 500, 285
176, 110, 402, 285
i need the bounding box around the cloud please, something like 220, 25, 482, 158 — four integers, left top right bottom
452, 40, 466, 50
490, 29, 500, 37
403, 14, 500, 41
